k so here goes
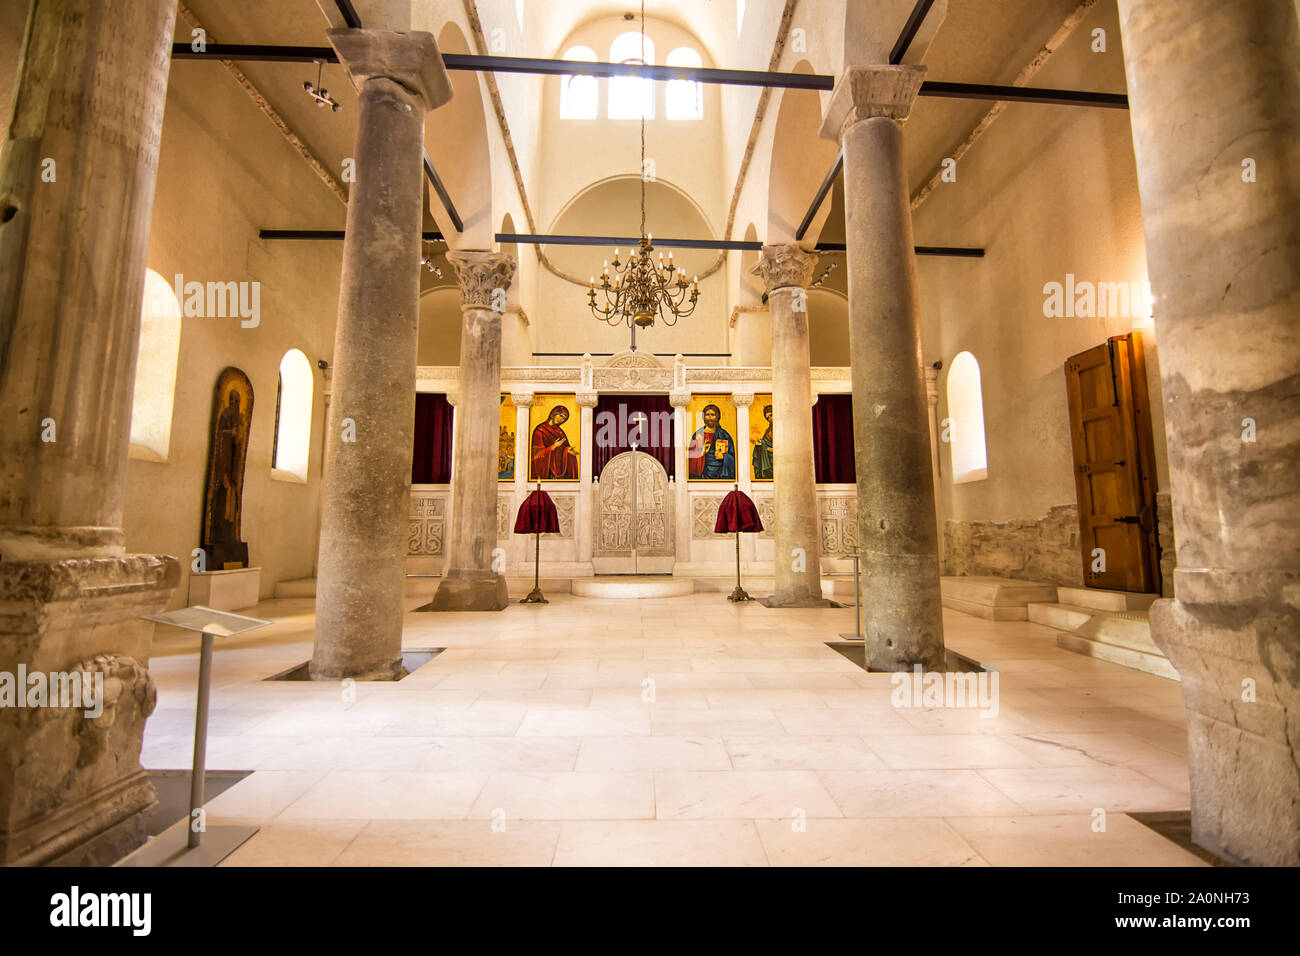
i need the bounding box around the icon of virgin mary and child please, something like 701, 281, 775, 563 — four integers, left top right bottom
688, 403, 736, 480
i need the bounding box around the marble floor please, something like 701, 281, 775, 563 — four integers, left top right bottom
141, 591, 1205, 866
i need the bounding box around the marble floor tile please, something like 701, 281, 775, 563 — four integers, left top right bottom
655, 770, 844, 819
553, 820, 768, 866
755, 817, 986, 867
946, 814, 1207, 866
468, 771, 655, 820
333, 820, 561, 866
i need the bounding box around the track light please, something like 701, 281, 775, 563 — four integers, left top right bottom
304, 61, 340, 112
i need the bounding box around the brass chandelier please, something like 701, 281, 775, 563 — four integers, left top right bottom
588, 0, 700, 329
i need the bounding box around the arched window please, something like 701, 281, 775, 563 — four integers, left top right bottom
947, 351, 988, 483
128, 268, 181, 461
272, 348, 314, 481
609, 32, 654, 119
666, 47, 703, 119
515, 0, 524, 29
737, 0, 746, 38
560, 45, 598, 119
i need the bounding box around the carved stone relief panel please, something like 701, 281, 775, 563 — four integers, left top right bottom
755, 495, 776, 539
553, 494, 576, 539
818, 494, 858, 555
692, 496, 725, 539
594, 451, 672, 556
497, 495, 511, 538
408, 492, 446, 556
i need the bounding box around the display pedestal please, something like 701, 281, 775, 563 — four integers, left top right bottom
187, 567, 261, 611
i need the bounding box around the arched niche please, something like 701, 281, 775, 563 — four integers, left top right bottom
767, 60, 840, 244
128, 268, 182, 462
808, 289, 850, 367
427, 22, 493, 247
418, 287, 463, 366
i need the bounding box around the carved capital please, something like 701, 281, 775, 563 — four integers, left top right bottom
732, 392, 755, 408
575, 391, 599, 409
751, 244, 818, 293
819, 65, 926, 143
669, 390, 692, 408
447, 250, 516, 310
924, 366, 939, 406
327, 29, 453, 112
510, 392, 535, 407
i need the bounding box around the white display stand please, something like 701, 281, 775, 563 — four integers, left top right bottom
187, 566, 262, 611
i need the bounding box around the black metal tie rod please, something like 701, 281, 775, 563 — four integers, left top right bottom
257, 229, 984, 258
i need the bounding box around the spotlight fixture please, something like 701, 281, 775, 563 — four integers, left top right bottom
809, 260, 839, 289
303, 61, 341, 112
420, 257, 443, 278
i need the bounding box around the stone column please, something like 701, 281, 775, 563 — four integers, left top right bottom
733, 392, 755, 566
430, 251, 516, 610
311, 30, 451, 679
820, 66, 946, 669
752, 245, 830, 607
1117, 0, 1300, 866
576, 390, 598, 567
0, 0, 181, 865
670, 390, 692, 564
510, 391, 533, 572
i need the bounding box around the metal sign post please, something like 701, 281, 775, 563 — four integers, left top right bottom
118, 606, 271, 867
838, 550, 862, 641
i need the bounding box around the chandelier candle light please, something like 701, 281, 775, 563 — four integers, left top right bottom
588, 0, 700, 330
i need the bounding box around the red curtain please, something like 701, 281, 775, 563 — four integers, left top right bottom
812, 393, 856, 484
412, 392, 454, 484
592, 394, 675, 479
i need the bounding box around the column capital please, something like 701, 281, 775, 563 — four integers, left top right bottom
733, 392, 755, 408
669, 390, 691, 408
328, 29, 453, 112
751, 244, 818, 294
819, 65, 926, 144
575, 391, 599, 409
510, 391, 535, 407
447, 250, 516, 310
924, 365, 939, 406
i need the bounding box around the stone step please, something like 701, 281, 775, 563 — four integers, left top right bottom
1076, 610, 1160, 654
1056, 585, 1159, 612
1026, 602, 1095, 631
1056, 630, 1179, 681
941, 576, 1059, 621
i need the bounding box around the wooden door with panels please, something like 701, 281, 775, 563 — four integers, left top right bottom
1063, 332, 1161, 593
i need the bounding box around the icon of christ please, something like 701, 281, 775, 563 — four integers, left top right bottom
688, 403, 736, 480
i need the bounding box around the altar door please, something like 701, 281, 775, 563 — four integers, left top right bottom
592, 450, 674, 574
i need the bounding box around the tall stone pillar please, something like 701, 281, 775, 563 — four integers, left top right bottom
820, 66, 945, 669
430, 251, 516, 611
576, 390, 598, 567
1117, 0, 1300, 866
670, 390, 692, 564
0, 0, 181, 865
311, 29, 451, 679
752, 246, 830, 606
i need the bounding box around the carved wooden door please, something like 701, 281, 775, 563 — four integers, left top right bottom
592, 450, 674, 574
1063, 333, 1161, 593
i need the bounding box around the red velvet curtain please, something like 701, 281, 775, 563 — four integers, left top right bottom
592, 394, 675, 479
813, 393, 856, 484
411, 392, 454, 484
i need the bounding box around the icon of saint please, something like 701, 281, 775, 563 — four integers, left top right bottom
531, 405, 579, 479
752, 404, 774, 479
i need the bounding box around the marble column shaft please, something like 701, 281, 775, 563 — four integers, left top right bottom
312, 30, 451, 679
0, 0, 181, 865
1117, 0, 1300, 865
821, 66, 946, 669
430, 251, 516, 611
753, 245, 828, 606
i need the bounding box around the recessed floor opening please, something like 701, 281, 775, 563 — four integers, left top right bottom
825, 642, 991, 674
264, 648, 444, 681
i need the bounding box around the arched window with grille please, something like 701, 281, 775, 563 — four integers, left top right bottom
609, 32, 654, 119
272, 348, 314, 481
947, 350, 989, 483
128, 268, 182, 461
560, 45, 598, 119
666, 47, 703, 119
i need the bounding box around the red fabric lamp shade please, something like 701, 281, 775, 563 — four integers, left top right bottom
514, 488, 560, 534
715, 489, 763, 533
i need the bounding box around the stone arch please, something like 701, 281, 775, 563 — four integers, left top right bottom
427, 22, 494, 248
767, 59, 840, 244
